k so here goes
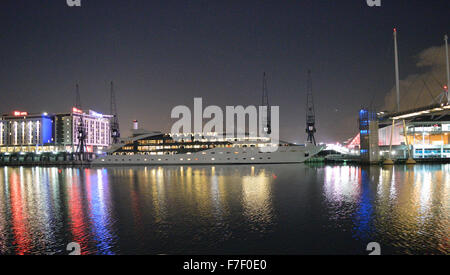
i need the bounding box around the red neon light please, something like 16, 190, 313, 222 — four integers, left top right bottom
72, 107, 83, 114
13, 111, 28, 117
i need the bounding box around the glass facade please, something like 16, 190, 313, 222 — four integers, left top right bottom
405, 122, 450, 158
378, 119, 450, 159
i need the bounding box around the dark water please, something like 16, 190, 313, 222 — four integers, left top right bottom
0, 164, 448, 255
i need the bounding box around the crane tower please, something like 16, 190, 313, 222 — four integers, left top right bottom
306, 70, 317, 145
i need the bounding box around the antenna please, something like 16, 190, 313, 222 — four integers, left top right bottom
306, 70, 316, 145
110, 81, 120, 143
262, 72, 271, 134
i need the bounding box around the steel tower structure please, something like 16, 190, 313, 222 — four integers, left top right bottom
262, 72, 271, 135
110, 81, 120, 143
306, 70, 316, 145
75, 83, 87, 155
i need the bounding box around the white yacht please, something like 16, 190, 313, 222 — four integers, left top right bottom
93, 128, 324, 166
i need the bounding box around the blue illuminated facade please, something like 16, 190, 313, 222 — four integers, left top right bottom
359, 109, 380, 163
0, 112, 55, 152
42, 116, 53, 144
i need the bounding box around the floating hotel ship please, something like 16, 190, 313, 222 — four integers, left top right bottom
93, 124, 324, 166
94, 73, 324, 166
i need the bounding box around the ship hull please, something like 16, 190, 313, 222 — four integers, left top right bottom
93, 144, 323, 166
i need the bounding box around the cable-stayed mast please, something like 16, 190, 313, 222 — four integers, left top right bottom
262, 72, 271, 134
394, 28, 401, 112
110, 81, 120, 143
306, 70, 316, 145
445, 34, 449, 103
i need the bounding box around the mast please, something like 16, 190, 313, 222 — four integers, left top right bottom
262, 72, 271, 134
445, 34, 449, 103
306, 70, 316, 145
394, 28, 400, 112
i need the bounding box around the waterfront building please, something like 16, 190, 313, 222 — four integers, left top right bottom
54, 108, 113, 153
0, 111, 53, 153
0, 108, 113, 154
378, 114, 450, 159
347, 104, 450, 160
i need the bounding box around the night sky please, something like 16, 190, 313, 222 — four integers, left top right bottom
1, 0, 449, 143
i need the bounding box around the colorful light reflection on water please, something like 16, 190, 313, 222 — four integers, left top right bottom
0, 164, 448, 255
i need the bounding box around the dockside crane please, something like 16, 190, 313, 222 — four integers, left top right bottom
75, 83, 87, 157
262, 72, 272, 135
306, 70, 317, 145
110, 81, 120, 144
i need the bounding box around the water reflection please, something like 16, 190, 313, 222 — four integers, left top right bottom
86, 169, 115, 254
241, 168, 273, 229
0, 164, 448, 254
324, 165, 449, 254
